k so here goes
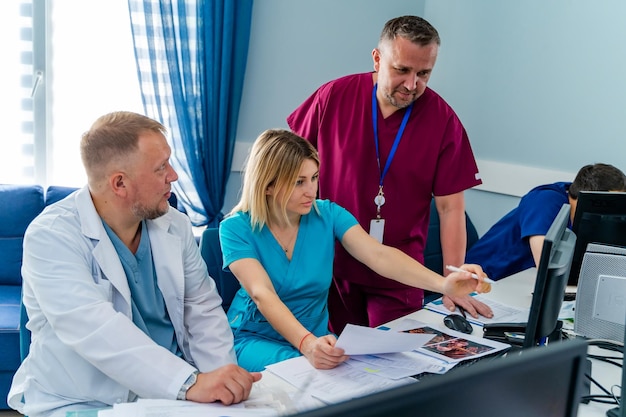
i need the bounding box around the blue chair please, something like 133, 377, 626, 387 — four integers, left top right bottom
199, 228, 240, 312
423, 199, 480, 304
0, 184, 45, 409
19, 297, 29, 362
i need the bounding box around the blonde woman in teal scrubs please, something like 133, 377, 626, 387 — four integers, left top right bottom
219, 129, 491, 372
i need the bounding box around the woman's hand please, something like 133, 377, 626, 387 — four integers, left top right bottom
442, 263, 492, 297
300, 334, 349, 369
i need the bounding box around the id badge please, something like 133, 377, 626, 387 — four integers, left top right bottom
369, 218, 385, 243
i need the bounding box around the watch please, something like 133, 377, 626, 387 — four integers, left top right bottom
177, 370, 199, 400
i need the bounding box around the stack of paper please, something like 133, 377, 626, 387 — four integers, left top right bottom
265, 322, 510, 405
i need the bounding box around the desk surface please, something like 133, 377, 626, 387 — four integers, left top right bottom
265, 268, 622, 417
385, 267, 537, 336
69, 269, 621, 417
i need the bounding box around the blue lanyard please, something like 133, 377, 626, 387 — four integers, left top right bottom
372, 84, 413, 188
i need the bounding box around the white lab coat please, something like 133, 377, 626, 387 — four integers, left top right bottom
8, 186, 236, 416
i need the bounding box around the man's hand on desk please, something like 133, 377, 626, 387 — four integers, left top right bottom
185, 363, 262, 405
441, 294, 494, 319
300, 334, 349, 370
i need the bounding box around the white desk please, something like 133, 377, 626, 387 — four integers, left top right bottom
385, 267, 537, 336
264, 268, 622, 416
579, 348, 622, 417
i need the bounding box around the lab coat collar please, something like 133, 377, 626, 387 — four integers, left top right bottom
73, 186, 181, 315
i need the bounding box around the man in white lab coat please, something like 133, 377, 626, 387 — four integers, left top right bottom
8, 111, 261, 417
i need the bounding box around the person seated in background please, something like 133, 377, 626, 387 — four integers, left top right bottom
465, 163, 626, 281
218, 128, 491, 372
8, 111, 260, 417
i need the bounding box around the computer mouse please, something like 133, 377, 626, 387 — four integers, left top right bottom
443, 314, 473, 334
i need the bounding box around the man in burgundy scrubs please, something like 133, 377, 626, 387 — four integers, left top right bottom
287, 15, 492, 333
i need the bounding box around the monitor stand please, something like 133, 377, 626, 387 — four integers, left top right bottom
482, 320, 564, 347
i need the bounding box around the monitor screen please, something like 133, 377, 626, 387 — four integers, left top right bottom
569, 191, 626, 286
524, 203, 577, 348
288, 339, 588, 417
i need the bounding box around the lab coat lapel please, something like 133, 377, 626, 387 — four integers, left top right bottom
75, 187, 132, 312
91, 238, 132, 312
147, 215, 184, 327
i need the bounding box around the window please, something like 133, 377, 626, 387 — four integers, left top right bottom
0, 0, 143, 186
0, 0, 34, 184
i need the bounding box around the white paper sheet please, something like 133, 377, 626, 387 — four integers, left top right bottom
425, 294, 530, 325
98, 396, 279, 417
265, 356, 415, 404
335, 323, 434, 355
348, 350, 455, 379
425, 294, 575, 325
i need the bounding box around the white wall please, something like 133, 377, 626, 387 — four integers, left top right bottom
425, 1, 626, 172
228, 0, 626, 235
235, 0, 426, 143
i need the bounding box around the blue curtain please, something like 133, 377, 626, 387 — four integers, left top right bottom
128, 0, 253, 226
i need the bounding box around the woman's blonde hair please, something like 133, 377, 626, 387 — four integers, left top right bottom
231, 129, 320, 230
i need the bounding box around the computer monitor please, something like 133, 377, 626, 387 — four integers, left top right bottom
288, 339, 588, 417
568, 191, 626, 286
523, 203, 577, 348
481, 204, 576, 348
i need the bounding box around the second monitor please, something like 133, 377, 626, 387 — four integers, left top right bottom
569, 191, 626, 286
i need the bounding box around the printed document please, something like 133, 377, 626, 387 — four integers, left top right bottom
425, 293, 530, 325
265, 355, 415, 404
425, 294, 575, 325
335, 323, 434, 354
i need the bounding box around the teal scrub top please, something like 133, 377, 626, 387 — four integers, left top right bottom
219, 199, 358, 371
